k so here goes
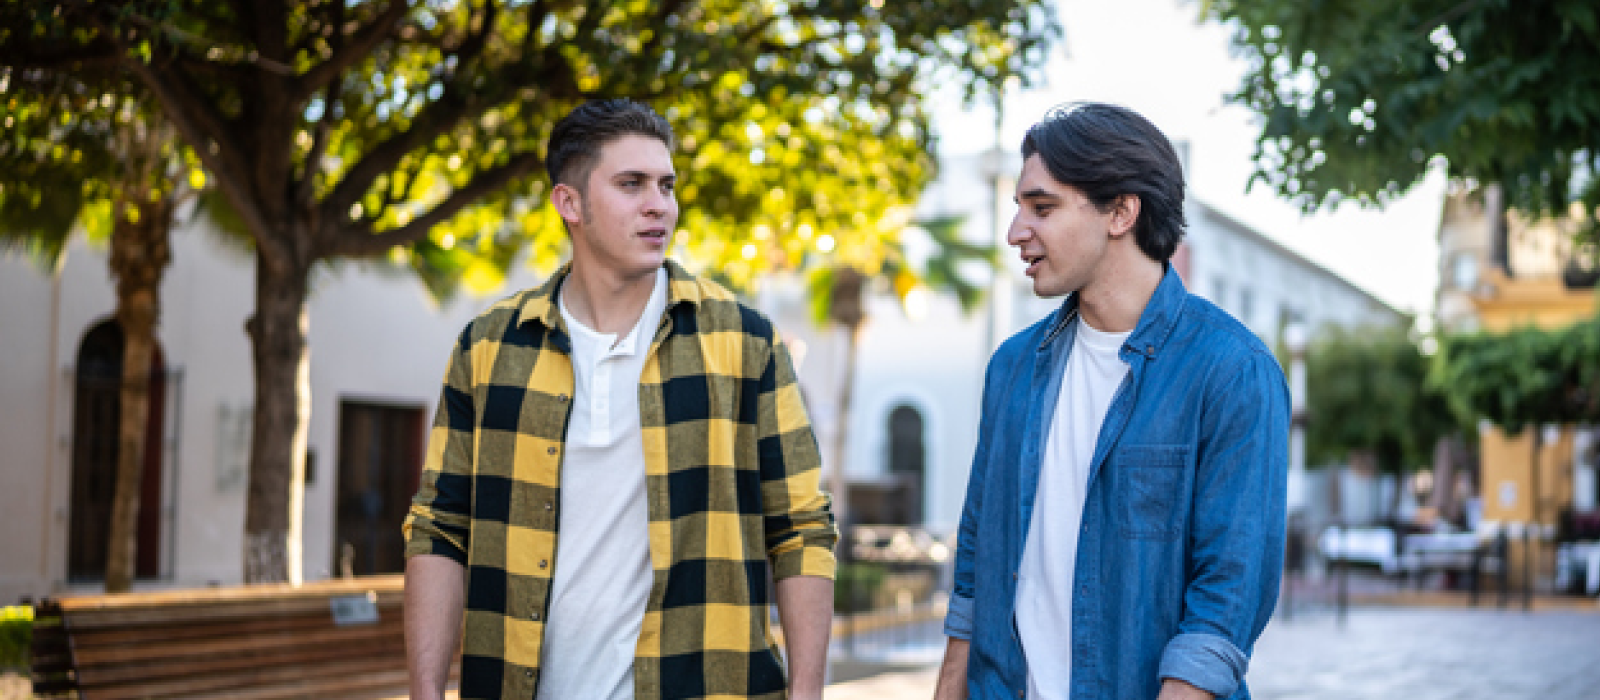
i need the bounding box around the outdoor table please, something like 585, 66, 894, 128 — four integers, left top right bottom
1399, 532, 1482, 588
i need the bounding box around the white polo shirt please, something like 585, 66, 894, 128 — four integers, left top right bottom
536, 268, 668, 700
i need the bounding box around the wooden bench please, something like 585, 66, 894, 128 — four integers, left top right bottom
30, 575, 455, 699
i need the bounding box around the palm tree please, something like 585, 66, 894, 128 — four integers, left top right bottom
805, 215, 993, 535
2, 68, 184, 593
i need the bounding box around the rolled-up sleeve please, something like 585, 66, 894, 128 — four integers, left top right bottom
402, 326, 477, 565
757, 337, 837, 580
944, 354, 1003, 641
1158, 352, 1289, 697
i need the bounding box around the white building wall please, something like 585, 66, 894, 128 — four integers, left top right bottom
0, 212, 546, 602
0, 252, 61, 603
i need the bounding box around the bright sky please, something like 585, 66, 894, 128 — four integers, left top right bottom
931, 0, 1447, 317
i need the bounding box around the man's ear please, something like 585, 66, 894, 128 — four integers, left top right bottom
552, 183, 583, 226
1108, 194, 1141, 239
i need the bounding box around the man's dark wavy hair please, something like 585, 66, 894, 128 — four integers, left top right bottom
546, 98, 675, 191
1021, 102, 1186, 262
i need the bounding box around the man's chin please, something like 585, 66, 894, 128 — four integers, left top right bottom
1031, 280, 1071, 299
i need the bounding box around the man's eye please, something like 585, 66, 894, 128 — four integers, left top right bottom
661, 181, 676, 193
1033, 205, 1052, 216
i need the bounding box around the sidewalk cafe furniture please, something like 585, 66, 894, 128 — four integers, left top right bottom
1555, 541, 1600, 597
1318, 525, 1401, 575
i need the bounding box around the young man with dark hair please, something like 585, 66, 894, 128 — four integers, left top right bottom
933, 102, 1289, 700
404, 98, 837, 700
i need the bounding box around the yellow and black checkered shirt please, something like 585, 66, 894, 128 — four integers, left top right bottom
404, 260, 837, 699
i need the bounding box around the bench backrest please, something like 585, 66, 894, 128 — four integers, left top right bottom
31, 576, 452, 700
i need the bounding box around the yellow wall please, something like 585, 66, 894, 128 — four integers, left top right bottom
1479, 425, 1575, 526
1470, 272, 1592, 528
1470, 270, 1597, 333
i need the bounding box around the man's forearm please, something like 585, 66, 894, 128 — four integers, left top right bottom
1158, 678, 1216, 700
932, 637, 970, 700
774, 574, 833, 699
405, 554, 467, 700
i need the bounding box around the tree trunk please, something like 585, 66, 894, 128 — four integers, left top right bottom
104, 196, 174, 593
1530, 426, 1544, 526
1489, 184, 1512, 277
826, 268, 866, 541
243, 254, 312, 584
830, 322, 860, 537
1429, 436, 1455, 526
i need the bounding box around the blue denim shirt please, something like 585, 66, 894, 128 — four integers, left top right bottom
944, 267, 1289, 699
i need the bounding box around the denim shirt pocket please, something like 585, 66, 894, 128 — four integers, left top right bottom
1114, 444, 1191, 540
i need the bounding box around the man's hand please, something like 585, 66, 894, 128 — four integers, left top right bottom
932, 637, 970, 700
1157, 678, 1215, 700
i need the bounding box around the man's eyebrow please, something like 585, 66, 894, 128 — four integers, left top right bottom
614, 169, 675, 180
1015, 187, 1059, 203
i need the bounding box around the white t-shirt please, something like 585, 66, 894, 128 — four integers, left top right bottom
1016, 317, 1131, 700
536, 268, 668, 700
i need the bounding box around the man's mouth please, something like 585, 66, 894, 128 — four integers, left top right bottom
1021, 251, 1044, 274
638, 228, 668, 241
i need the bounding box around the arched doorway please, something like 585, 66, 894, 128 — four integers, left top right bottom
68, 318, 166, 582
886, 404, 926, 524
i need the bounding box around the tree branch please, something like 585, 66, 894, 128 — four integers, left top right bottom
296, 78, 342, 217
0, 39, 121, 72
326, 150, 544, 257
319, 2, 502, 221
120, 55, 286, 266
55, 0, 296, 75
293, 0, 410, 103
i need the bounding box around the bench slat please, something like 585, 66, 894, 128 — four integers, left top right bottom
85, 656, 412, 700
62, 591, 403, 629
67, 606, 397, 647
74, 619, 403, 666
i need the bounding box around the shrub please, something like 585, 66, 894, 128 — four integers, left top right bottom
0, 606, 31, 672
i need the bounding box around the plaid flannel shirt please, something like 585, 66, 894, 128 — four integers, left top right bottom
404, 259, 837, 700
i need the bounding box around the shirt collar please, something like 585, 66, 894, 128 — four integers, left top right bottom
518, 258, 701, 332
1039, 263, 1188, 360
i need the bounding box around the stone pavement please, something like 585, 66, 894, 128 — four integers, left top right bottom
825, 604, 1600, 699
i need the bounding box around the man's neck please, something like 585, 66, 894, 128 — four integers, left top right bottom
561, 260, 660, 336
1076, 252, 1165, 334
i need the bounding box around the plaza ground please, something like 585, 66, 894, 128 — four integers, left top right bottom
826, 601, 1600, 699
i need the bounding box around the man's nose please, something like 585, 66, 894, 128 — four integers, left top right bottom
644, 186, 672, 215
1005, 214, 1028, 246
